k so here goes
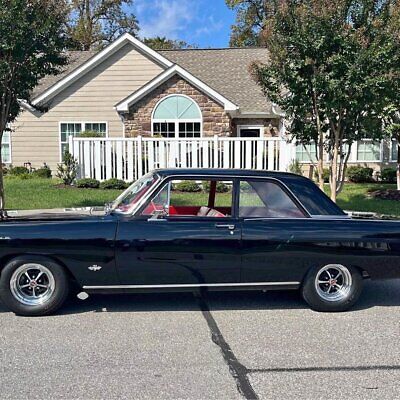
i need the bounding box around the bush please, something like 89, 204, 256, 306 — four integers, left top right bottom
346, 166, 374, 183
175, 180, 201, 192
76, 178, 100, 188
57, 151, 78, 185
314, 168, 330, 183
202, 181, 230, 193
380, 167, 396, 183
9, 166, 29, 176
288, 159, 303, 175
79, 130, 104, 138
32, 166, 52, 179
99, 178, 127, 190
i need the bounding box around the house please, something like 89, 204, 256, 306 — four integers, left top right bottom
8, 33, 396, 177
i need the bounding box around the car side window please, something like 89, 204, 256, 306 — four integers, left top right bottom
141, 179, 233, 218
239, 180, 305, 218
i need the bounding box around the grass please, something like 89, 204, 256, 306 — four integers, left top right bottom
3, 178, 400, 216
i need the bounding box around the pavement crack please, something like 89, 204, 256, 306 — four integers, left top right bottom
196, 293, 258, 400
249, 365, 400, 374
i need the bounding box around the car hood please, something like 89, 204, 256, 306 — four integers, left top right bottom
4, 207, 107, 222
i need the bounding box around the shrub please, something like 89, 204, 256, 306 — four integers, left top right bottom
9, 166, 29, 176
100, 178, 127, 190
175, 180, 201, 192
57, 151, 78, 185
346, 166, 374, 183
380, 167, 396, 183
288, 159, 303, 175
202, 181, 230, 193
79, 130, 104, 138
32, 166, 52, 179
76, 178, 100, 188
314, 168, 330, 183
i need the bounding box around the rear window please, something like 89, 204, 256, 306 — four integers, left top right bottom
281, 176, 345, 216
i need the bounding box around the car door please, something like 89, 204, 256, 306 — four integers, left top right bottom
239, 178, 310, 284
115, 177, 242, 286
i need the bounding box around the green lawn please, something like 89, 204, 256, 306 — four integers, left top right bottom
3, 178, 400, 216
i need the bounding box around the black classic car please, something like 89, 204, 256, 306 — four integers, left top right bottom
0, 168, 400, 316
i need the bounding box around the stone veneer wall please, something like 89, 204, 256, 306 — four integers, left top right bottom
124, 75, 232, 137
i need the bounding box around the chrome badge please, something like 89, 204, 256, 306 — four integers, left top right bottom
88, 265, 102, 272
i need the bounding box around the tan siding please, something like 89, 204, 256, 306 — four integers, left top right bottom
12, 44, 163, 171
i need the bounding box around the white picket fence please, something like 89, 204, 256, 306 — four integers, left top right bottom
69, 135, 294, 181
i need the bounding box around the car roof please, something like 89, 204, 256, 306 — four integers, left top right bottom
154, 168, 303, 180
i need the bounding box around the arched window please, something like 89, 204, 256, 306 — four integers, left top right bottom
152, 95, 202, 138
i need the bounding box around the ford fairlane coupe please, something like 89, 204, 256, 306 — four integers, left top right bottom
1, 168, 400, 316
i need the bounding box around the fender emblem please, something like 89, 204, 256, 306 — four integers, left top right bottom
88, 265, 102, 272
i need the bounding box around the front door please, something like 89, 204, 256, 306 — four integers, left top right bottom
115, 178, 241, 286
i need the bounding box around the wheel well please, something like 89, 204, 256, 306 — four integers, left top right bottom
0, 254, 79, 286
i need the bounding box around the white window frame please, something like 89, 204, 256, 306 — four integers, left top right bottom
1, 127, 12, 164
295, 141, 318, 164
354, 139, 383, 163
59, 121, 108, 161
151, 95, 203, 138
237, 125, 264, 138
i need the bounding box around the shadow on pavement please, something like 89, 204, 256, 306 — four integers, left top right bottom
0, 279, 399, 316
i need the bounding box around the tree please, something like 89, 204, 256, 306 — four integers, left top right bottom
143, 36, 195, 51
226, 0, 278, 46
67, 0, 139, 50
252, 0, 400, 202
384, 107, 400, 189
0, 0, 68, 213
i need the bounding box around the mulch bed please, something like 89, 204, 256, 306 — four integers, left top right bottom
368, 189, 400, 201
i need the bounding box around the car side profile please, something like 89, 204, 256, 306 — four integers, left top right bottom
0, 168, 400, 316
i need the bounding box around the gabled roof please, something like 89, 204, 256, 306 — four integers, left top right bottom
115, 64, 238, 112
31, 33, 173, 106
159, 48, 272, 115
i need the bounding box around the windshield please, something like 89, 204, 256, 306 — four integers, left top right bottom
111, 172, 160, 214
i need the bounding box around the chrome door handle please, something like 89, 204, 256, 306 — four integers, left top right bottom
215, 224, 235, 230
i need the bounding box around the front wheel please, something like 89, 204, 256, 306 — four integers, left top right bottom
302, 264, 363, 312
0, 259, 69, 316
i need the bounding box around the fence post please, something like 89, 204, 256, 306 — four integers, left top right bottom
213, 135, 219, 168
137, 135, 143, 179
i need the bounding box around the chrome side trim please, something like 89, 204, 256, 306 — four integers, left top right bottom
83, 281, 300, 290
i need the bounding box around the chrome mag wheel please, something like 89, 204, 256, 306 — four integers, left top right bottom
315, 264, 352, 302
10, 263, 56, 306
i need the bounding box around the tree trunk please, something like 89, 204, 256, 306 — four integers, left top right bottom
397, 138, 400, 191
317, 132, 324, 190
330, 130, 340, 203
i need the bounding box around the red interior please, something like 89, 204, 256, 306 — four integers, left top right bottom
142, 204, 231, 217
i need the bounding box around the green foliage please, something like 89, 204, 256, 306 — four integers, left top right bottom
56, 151, 78, 185
67, 0, 139, 50
202, 181, 230, 193
251, 0, 400, 198
380, 167, 397, 183
143, 36, 196, 50
346, 166, 374, 183
76, 178, 100, 188
99, 178, 127, 190
79, 130, 104, 138
174, 180, 201, 192
32, 166, 52, 179
288, 160, 303, 175
226, 0, 276, 46
314, 168, 330, 183
9, 166, 29, 176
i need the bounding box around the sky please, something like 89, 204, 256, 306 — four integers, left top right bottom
132, 0, 236, 48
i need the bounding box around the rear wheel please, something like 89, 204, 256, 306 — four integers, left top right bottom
302, 264, 363, 312
0, 259, 69, 316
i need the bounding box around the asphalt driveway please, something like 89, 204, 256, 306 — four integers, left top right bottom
0, 279, 399, 399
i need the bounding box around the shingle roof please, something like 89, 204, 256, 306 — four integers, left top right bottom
159, 48, 272, 114
31, 47, 272, 115
31, 51, 97, 99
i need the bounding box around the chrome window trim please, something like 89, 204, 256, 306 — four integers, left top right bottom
83, 281, 300, 290
129, 174, 314, 219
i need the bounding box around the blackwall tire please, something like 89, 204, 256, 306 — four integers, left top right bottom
0, 258, 69, 316
302, 264, 363, 312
